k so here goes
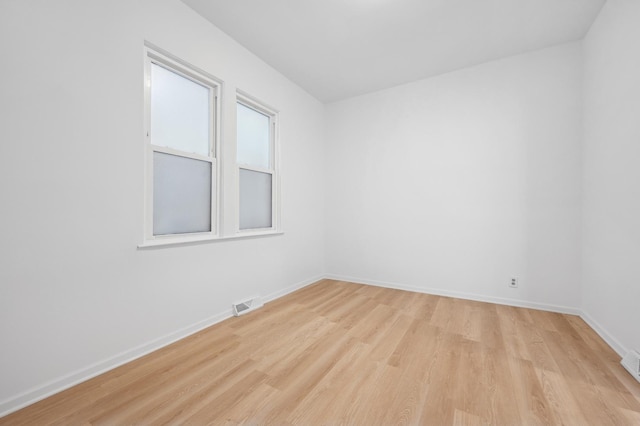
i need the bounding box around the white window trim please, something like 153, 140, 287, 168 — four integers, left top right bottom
137, 44, 284, 249
142, 45, 221, 245
236, 91, 281, 235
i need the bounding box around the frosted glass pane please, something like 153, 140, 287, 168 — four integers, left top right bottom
237, 103, 270, 169
239, 169, 272, 230
153, 152, 211, 235
151, 63, 210, 156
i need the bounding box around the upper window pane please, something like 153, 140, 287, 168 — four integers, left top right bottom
151, 63, 210, 156
237, 102, 270, 169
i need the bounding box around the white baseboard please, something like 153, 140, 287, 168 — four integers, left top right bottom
579, 311, 628, 358
0, 274, 322, 418
324, 273, 581, 315
325, 274, 628, 360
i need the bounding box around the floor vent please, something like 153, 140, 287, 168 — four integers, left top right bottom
621, 350, 640, 383
232, 295, 263, 317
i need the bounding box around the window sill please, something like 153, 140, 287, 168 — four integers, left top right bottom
137, 230, 284, 249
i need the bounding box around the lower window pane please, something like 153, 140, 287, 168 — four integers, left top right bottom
153, 152, 211, 235
239, 168, 272, 230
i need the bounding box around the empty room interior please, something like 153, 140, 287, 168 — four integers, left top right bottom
1, 0, 640, 424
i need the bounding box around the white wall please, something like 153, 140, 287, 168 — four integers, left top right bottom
582, 0, 640, 356
0, 0, 324, 413
325, 43, 583, 311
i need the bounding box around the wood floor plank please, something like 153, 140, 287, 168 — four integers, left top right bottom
534, 368, 590, 425
453, 408, 486, 426
478, 304, 506, 352
507, 356, 559, 425
405, 292, 439, 322
219, 382, 280, 424
515, 319, 561, 373
481, 346, 522, 425
284, 340, 371, 424
495, 304, 532, 362
2, 279, 639, 425
346, 302, 399, 344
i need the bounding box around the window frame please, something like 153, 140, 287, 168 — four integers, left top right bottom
236, 92, 280, 235
143, 46, 221, 244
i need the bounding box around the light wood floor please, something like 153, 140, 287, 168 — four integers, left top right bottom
2, 280, 640, 425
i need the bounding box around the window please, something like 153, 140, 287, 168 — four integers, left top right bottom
144, 47, 219, 242
236, 96, 278, 231
141, 45, 281, 247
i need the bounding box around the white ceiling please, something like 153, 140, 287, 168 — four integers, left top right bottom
181, 0, 605, 102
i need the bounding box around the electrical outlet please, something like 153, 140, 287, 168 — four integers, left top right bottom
509, 277, 518, 288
